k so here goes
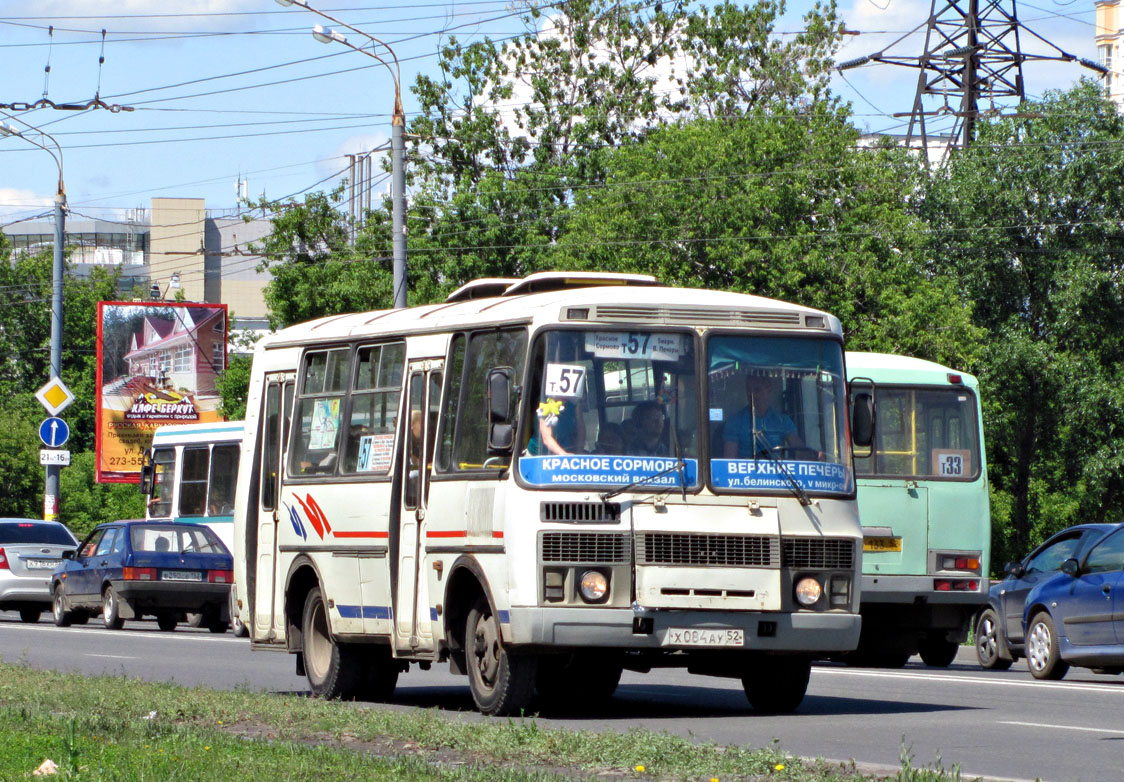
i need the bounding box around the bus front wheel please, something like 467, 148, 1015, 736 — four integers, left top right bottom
741, 657, 811, 713
465, 596, 535, 715
302, 586, 363, 699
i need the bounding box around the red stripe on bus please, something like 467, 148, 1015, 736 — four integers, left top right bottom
426, 530, 468, 538
331, 531, 389, 538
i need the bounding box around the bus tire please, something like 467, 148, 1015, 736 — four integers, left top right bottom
917, 636, 959, 668
741, 657, 811, 714
465, 595, 535, 715
302, 586, 363, 699
536, 654, 622, 709
1026, 612, 1069, 681
974, 608, 1013, 670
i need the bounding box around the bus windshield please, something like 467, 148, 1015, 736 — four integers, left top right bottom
707, 335, 852, 496
854, 386, 981, 480
518, 328, 700, 490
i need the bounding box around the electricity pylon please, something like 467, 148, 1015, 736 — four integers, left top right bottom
838, 0, 1107, 158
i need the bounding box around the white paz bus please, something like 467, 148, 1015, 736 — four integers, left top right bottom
232, 272, 871, 715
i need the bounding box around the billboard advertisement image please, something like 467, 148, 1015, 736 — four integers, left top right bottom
96, 301, 228, 483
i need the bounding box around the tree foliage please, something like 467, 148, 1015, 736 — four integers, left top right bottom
922, 80, 1124, 564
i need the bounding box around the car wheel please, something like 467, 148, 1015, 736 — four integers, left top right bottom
52, 585, 73, 628
19, 607, 42, 623
465, 595, 536, 715
918, 636, 959, 668
102, 586, 125, 630
301, 585, 363, 699
974, 608, 1013, 670
742, 656, 812, 713
1026, 612, 1069, 680
230, 590, 249, 638
156, 613, 178, 632
204, 607, 228, 634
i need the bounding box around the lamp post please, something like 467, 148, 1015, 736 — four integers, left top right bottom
0, 118, 67, 521
275, 0, 408, 309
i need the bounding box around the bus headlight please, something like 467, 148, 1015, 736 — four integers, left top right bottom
794, 577, 823, 607
579, 570, 609, 602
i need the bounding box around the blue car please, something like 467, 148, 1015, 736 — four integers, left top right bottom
974, 523, 1115, 670
1021, 521, 1124, 679
51, 520, 233, 633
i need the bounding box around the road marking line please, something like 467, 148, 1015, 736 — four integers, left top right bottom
814, 667, 1124, 695
87, 654, 136, 660
1000, 720, 1124, 736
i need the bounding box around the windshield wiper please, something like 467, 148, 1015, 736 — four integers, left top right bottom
600, 458, 689, 502
753, 430, 813, 507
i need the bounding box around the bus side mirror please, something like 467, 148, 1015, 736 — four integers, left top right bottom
851, 391, 874, 448
486, 367, 515, 454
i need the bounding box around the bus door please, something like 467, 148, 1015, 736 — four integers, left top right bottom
253, 371, 295, 641
394, 360, 442, 653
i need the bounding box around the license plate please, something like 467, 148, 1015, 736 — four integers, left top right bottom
864, 537, 902, 552
665, 627, 744, 647
25, 559, 56, 570
162, 570, 203, 582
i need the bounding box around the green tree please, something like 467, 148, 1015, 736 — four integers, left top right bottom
59, 452, 146, 539
553, 112, 983, 366
922, 80, 1124, 564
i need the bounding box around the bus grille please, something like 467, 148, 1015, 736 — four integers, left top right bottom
781, 538, 855, 569
540, 532, 629, 563
638, 533, 778, 567
540, 501, 621, 523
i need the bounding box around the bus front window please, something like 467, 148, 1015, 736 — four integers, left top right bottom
518, 329, 699, 490
707, 335, 852, 497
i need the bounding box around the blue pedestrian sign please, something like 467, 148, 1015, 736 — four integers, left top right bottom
39, 417, 70, 448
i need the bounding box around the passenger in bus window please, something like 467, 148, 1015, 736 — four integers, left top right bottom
592, 422, 624, 454
533, 398, 584, 455
723, 373, 802, 458
628, 401, 668, 456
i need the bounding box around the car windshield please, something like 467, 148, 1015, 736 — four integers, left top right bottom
131, 525, 228, 555
707, 335, 852, 496
518, 328, 699, 490
0, 520, 77, 545
853, 386, 981, 480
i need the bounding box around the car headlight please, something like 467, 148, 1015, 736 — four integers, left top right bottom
795, 577, 823, 607
579, 570, 609, 602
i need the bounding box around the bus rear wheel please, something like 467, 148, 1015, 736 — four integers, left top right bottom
302, 586, 363, 699
741, 657, 811, 713
918, 636, 959, 668
465, 596, 535, 715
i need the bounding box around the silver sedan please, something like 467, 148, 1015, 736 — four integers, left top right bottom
0, 518, 78, 623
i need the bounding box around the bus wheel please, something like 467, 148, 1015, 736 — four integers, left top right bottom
302, 586, 363, 699
465, 596, 535, 715
917, 636, 959, 668
741, 657, 811, 714
536, 654, 622, 709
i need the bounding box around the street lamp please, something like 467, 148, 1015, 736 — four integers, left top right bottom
0, 117, 68, 521
275, 0, 408, 309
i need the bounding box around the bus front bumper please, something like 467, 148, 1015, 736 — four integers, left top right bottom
506, 607, 860, 652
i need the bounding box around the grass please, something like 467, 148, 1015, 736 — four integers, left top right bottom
0, 662, 972, 781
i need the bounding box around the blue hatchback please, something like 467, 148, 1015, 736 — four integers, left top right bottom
51, 520, 233, 633
1021, 522, 1124, 679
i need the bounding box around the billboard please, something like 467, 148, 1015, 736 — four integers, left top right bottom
96, 301, 228, 483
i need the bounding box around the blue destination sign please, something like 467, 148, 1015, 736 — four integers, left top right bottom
711, 459, 852, 493
519, 455, 698, 488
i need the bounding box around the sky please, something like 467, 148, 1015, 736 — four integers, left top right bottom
0, 0, 1104, 227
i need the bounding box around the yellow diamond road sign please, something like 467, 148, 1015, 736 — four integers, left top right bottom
35, 377, 75, 417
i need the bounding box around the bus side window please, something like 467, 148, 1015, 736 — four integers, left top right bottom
208, 444, 239, 514
179, 446, 209, 517
149, 447, 176, 517
290, 348, 349, 476
341, 342, 403, 474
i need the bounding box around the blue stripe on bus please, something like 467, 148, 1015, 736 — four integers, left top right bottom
430, 607, 438, 621
335, 605, 392, 620
151, 425, 243, 441
498, 610, 510, 624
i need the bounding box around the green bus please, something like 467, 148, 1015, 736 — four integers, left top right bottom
846, 352, 989, 667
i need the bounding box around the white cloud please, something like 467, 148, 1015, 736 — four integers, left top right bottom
0, 0, 269, 34
0, 187, 54, 222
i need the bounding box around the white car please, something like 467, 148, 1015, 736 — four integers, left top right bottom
0, 518, 79, 623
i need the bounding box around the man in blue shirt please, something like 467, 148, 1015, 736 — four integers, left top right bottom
723, 373, 801, 458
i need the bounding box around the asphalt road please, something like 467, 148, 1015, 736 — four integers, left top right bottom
2, 612, 1122, 782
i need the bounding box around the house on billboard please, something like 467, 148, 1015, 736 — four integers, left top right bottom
120, 307, 226, 422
